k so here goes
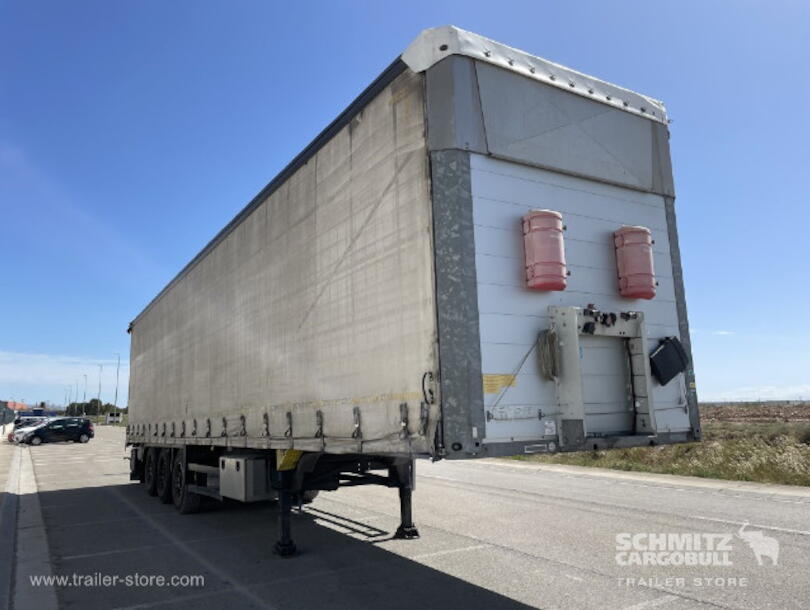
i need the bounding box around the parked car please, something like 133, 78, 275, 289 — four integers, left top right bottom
10, 423, 40, 442
7, 416, 49, 442
18, 417, 94, 445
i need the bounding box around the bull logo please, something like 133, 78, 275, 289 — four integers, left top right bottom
737, 523, 779, 566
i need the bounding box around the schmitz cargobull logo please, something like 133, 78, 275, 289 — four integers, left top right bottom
615, 533, 734, 566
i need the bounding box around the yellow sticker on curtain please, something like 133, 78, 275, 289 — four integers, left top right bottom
482, 374, 517, 394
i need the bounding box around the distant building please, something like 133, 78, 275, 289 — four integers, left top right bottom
0, 400, 30, 412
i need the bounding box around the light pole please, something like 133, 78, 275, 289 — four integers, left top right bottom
97, 364, 103, 421
113, 352, 121, 409
83, 374, 87, 403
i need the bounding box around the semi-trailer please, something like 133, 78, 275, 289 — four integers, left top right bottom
126, 26, 699, 556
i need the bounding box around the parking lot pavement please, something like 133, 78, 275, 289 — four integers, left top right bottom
11, 426, 810, 609
16, 427, 535, 610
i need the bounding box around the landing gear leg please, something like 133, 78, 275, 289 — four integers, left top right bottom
274, 472, 297, 557
393, 459, 419, 539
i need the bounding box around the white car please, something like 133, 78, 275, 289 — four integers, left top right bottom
13, 420, 51, 443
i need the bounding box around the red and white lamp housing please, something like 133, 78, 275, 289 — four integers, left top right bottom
614, 225, 656, 299
522, 209, 567, 291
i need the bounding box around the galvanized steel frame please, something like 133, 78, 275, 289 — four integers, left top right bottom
429, 150, 486, 458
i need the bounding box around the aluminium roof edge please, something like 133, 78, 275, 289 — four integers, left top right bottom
402, 25, 668, 125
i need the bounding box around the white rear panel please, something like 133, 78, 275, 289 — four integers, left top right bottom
470, 154, 690, 443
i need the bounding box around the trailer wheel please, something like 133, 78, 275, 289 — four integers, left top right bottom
156, 449, 173, 504
172, 452, 201, 514
144, 449, 158, 496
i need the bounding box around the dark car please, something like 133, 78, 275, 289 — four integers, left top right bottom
24, 418, 94, 445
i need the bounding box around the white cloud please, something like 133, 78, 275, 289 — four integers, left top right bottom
0, 350, 129, 405
700, 384, 810, 402
711, 330, 736, 336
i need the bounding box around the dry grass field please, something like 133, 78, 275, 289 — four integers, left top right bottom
511, 402, 810, 486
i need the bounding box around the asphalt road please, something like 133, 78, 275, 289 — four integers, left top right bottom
7, 426, 810, 609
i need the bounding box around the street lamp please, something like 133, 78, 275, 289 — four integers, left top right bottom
113, 352, 121, 409
97, 364, 103, 422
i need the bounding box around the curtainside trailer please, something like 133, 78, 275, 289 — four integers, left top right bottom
126, 26, 700, 555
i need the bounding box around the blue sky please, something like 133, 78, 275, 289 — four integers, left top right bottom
1, 1, 808, 406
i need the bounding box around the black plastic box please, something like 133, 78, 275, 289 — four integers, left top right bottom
650, 337, 689, 386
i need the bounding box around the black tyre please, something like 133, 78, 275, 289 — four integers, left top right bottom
172, 452, 201, 514
156, 449, 173, 504
29, 436, 42, 446
144, 449, 158, 496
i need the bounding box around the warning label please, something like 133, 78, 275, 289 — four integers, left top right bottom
482, 374, 517, 394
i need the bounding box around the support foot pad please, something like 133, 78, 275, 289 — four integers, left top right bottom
274, 541, 297, 557
394, 525, 420, 540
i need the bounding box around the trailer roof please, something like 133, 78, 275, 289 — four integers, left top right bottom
403, 26, 668, 125
131, 26, 667, 327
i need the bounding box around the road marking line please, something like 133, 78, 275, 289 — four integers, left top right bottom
479, 460, 810, 500
622, 594, 677, 610
33, 457, 124, 462
109, 487, 275, 610
112, 556, 387, 610
412, 543, 491, 560
111, 586, 238, 610
61, 531, 267, 560
35, 516, 145, 530
564, 573, 584, 582
321, 493, 728, 610
691, 515, 810, 536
